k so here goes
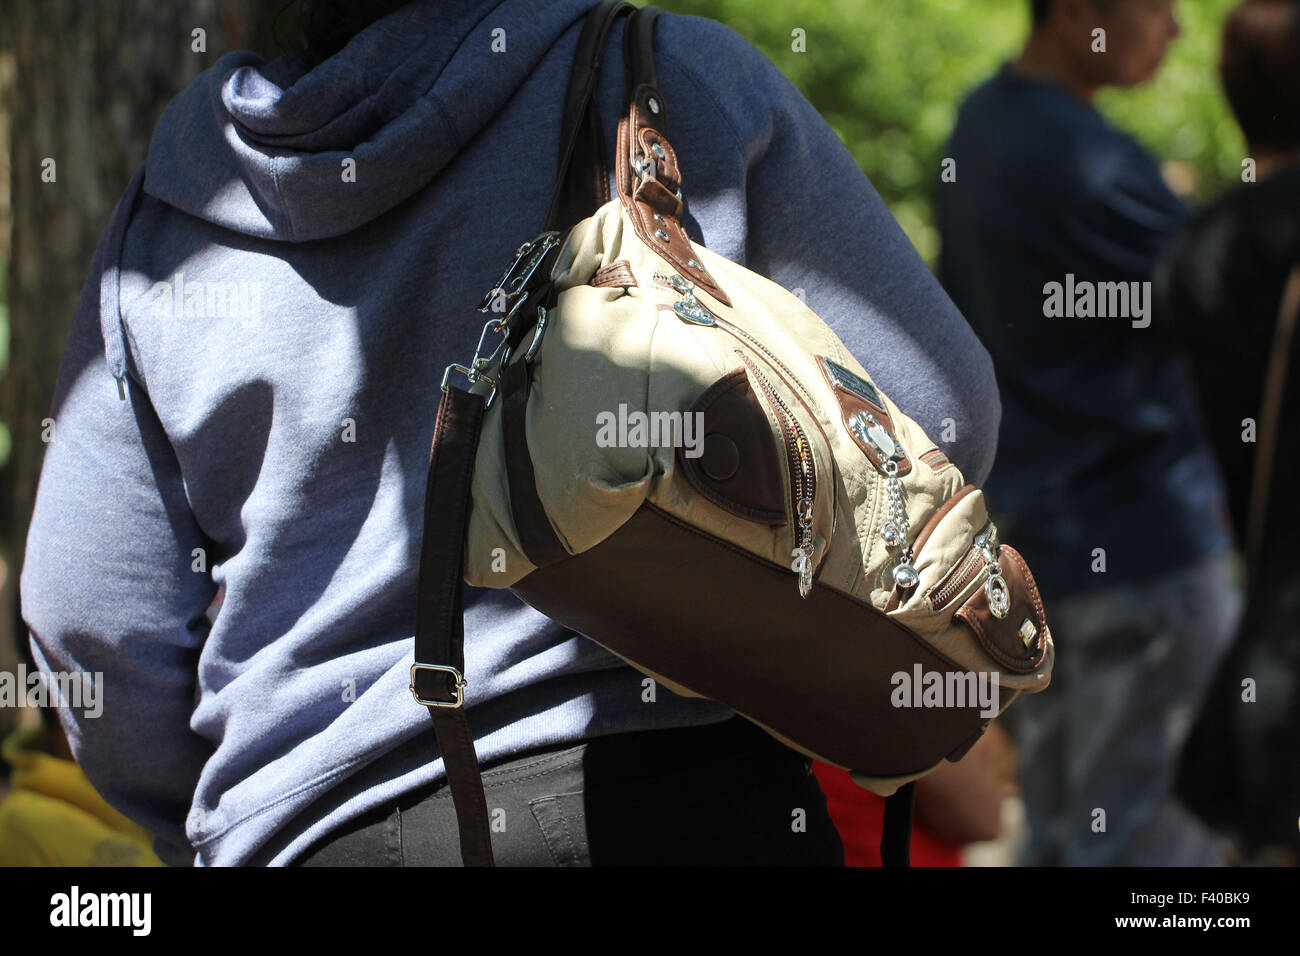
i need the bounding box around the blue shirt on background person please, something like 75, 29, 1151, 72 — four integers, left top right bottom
935, 62, 1233, 599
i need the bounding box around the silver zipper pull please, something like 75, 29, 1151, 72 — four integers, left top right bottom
654, 271, 694, 296
655, 272, 715, 326
793, 497, 815, 598
853, 412, 913, 566
673, 299, 716, 326
978, 532, 1011, 619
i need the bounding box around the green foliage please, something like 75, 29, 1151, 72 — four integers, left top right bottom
656, 0, 1246, 264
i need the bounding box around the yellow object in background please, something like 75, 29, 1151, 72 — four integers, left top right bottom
0, 723, 163, 866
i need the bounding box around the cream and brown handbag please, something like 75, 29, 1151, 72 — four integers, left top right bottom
411, 0, 1053, 867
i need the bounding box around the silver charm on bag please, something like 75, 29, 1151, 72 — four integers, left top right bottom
850, 411, 917, 590
654, 271, 716, 326
883, 459, 919, 590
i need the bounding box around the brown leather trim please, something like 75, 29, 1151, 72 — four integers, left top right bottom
511, 502, 990, 775
954, 545, 1049, 674
817, 356, 912, 477
616, 94, 732, 307
920, 448, 952, 472
718, 333, 838, 483
910, 484, 977, 560
677, 368, 788, 524
945, 719, 995, 763
591, 258, 638, 289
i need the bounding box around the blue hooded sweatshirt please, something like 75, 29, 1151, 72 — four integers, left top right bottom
20, 0, 1000, 866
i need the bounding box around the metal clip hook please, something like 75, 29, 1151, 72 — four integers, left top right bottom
525, 306, 549, 363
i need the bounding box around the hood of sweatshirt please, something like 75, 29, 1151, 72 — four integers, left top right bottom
97, 0, 599, 379
148, 0, 598, 242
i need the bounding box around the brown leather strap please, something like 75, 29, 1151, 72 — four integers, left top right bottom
612, 6, 731, 307
413, 383, 495, 866
1245, 265, 1300, 570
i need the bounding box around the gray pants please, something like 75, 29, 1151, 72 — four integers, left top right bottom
1014, 548, 1244, 866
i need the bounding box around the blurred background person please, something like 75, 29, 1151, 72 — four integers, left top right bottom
1153, 0, 1300, 863
935, 0, 1242, 865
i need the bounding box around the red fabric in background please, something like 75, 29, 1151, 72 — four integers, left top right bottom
813, 761, 962, 867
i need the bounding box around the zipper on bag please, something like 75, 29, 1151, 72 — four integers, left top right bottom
735, 350, 818, 598
928, 520, 997, 611
654, 271, 821, 411
650, 270, 834, 598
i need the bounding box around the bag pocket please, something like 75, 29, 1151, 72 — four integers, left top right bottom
952, 543, 1050, 674
675, 352, 833, 598
883, 483, 1053, 689
677, 367, 788, 525
883, 483, 981, 614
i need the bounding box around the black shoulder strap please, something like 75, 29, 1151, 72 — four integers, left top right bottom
544, 0, 636, 234
622, 5, 664, 124
411, 383, 494, 866
881, 781, 916, 867
504, 1, 662, 570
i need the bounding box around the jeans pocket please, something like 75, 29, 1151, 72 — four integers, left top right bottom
528, 791, 590, 866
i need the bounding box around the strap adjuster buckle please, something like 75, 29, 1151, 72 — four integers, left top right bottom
410, 664, 467, 708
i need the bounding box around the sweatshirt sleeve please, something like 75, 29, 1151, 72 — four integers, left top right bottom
657, 17, 1001, 484
19, 179, 217, 867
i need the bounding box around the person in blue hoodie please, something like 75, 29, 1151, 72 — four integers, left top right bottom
20, 0, 1002, 866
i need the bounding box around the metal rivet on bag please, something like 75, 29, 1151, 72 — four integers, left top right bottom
651, 142, 665, 159
688, 258, 701, 270
1019, 618, 1038, 646
654, 228, 670, 242
985, 573, 1011, 619
653, 213, 665, 224
648, 96, 661, 115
